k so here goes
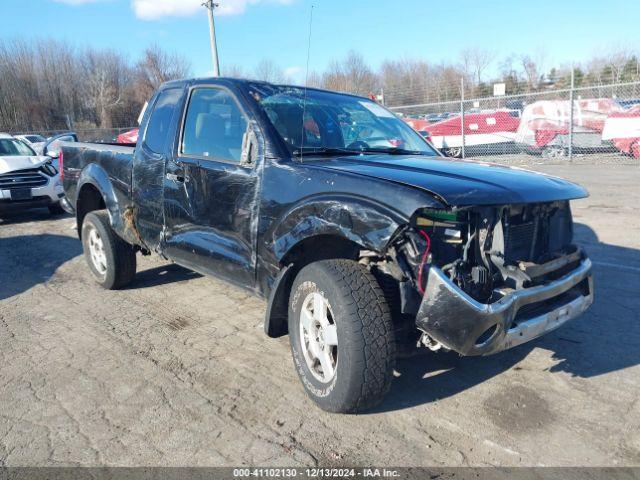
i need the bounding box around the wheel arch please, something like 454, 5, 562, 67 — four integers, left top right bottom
263, 195, 410, 339
76, 182, 106, 238
75, 164, 136, 245
264, 233, 368, 338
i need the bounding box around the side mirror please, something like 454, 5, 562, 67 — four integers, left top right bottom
241, 121, 259, 165
43, 132, 78, 159
44, 143, 61, 159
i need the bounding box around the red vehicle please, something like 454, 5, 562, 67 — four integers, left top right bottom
602, 105, 640, 158
116, 128, 139, 144
405, 111, 520, 157
516, 99, 623, 158
403, 117, 433, 134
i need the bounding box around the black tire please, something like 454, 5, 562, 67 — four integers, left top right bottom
288, 259, 395, 413
48, 202, 65, 215
542, 144, 567, 159
81, 211, 136, 290
444, 147, 463, 158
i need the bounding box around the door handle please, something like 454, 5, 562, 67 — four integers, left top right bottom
166, 172, 186, 183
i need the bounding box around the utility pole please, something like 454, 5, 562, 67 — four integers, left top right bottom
203, 0, 220, 77
568, 66, 575, 159
460, 77, 466, 159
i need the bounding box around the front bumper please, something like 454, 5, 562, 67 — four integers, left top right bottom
0, 178, 64, 213
415, 252, 593, 356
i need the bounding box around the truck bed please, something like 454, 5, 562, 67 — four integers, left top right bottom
61, 142, 136, 241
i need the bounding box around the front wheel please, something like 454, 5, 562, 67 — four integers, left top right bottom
288, 259, 395, 413
81, 211, 136, 290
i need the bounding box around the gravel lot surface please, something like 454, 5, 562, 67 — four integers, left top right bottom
0, 160, 639, 467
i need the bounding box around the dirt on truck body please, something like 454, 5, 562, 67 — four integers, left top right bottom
59, 78, 593, 413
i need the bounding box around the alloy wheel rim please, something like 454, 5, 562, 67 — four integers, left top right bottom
299, 292, 338, 383
87, 227, 107, 275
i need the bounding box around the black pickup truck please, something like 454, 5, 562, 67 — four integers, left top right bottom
61, 78, 593, 413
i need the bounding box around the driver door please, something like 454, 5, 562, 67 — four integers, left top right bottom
163, 85, 260, 289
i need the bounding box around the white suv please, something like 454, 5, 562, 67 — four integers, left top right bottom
0, 133, 68, 215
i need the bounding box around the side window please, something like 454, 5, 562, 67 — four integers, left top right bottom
144, 88, 182, 154
181, 88, 248, 163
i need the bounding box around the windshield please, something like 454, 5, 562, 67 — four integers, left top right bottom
0, 139, 36, 156
247, 84, 439, 157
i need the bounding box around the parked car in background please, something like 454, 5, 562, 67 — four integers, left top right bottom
615, 98, 640, 109
516, 99, 623, 158
0, 132, 76, 215
116, 128, 139, 144
15, 134, 47, 154
602, 105, 640, 158
60, 78, 592, 412
405, 110, 521, 157
403, 117, 433, 136
16, 134, 47, 146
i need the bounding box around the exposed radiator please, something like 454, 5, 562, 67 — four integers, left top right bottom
504, 219, 546, 263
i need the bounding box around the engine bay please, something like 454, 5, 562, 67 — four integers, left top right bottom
396, 201, 577, 304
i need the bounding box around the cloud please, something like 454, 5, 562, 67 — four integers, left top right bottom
284, 66, 302, 78
132, 0, 295, 21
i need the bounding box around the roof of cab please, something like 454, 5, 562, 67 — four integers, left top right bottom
158, 77, 369, 101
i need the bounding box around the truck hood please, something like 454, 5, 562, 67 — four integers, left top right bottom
0, 156, 51, 175
302, 155, 588, 206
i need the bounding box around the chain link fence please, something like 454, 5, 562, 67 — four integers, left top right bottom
7, 77, 640, 164
390, 79, 640, 163
7, 127, 138, 145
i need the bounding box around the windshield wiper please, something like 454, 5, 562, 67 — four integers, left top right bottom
292, 146, 429, 158
357, 147, 427, 155
292, 147, 375, 157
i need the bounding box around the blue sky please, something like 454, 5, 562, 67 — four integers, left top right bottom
2, 0, 637, 81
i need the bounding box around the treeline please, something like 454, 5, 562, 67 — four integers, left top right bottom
229, 48, 640, 107
2, 38, 639, 133
0, 40, 190, 133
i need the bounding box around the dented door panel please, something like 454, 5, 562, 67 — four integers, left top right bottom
163, 158, 259, 288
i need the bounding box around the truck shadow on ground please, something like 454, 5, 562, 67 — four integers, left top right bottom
124, 264, 203, 289
373, 223, 640, 413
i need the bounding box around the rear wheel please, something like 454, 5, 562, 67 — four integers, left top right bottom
81, 211, 136, 289
444, 147, 463, 158
542, 144, 567, 159
288, 259, 395, 413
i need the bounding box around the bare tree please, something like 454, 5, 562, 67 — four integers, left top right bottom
380, 58, 430, 105
606, 48, 635, 84
305, 70, 323, 88
81, 49, 129, 128
253, 60, 286, 83
135, 45, 191, 104
460, 48, 494, 92
221, 63, 246, 79
0, 39, 191, 133
520, 49, 546, 91
322, 51, 377, 96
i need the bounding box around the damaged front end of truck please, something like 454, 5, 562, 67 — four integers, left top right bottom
372, 200, 593, 356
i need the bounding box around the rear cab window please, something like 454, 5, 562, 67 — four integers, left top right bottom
143, 88, 183, 154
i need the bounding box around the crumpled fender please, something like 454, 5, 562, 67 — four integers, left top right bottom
76, 163, 138, 245
262, 194, 430, 338
269, 194, 412, 263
